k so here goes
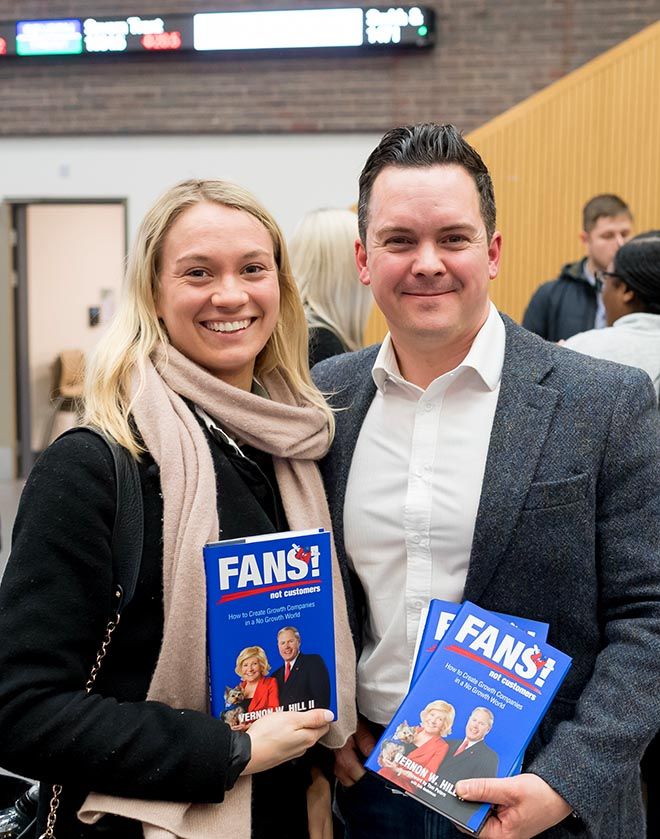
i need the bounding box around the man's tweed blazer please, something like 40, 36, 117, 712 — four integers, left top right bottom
312, 315, 660, 839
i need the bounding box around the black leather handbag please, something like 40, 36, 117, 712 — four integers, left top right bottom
0, 428, 144, 839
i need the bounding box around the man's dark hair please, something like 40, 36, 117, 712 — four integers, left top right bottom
582, 194, 631, 233
357, 123, 496, 242
613, 230, 660, 314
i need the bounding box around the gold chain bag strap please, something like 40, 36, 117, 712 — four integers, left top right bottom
39, 427, 144, 839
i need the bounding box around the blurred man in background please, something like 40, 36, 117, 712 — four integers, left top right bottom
522, 194, 633, 341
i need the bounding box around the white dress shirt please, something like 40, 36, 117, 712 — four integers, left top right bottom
343, 304, 506, 723
582, 261, 607, 330
284, 655, 299, 677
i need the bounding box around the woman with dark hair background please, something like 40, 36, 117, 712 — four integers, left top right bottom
564, 229, 660, 836
564, 230, 660, 398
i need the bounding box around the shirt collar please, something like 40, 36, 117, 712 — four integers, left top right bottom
372, 334, 401, 391
613, 312, 660, 331
582, 259, 598, 288
372, 302, 505, 394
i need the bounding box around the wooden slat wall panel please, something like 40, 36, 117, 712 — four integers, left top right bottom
364, 21, 660, 345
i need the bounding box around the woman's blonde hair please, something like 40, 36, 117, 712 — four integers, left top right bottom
84, 179, 333, 455
235, 645, 270, 677
420, 699, 455, 736
289, 208, 372, 352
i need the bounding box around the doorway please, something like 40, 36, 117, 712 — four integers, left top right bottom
4, 200, 126, 479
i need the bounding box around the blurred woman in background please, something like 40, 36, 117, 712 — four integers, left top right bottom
289, 208, 373, 366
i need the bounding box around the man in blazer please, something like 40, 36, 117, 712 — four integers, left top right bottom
312, 123, 660, 839
272, 626, 331, 711
442, 707, 499, 782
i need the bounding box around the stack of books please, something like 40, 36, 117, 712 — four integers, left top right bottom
364, 600, 572, 834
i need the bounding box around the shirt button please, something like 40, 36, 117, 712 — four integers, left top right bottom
415, 468, 423, 477
425, 403, 434, 412
412, 535, 420, 544
414, 599, 424, 610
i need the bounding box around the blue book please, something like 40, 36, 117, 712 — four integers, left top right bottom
410, 599, 550, 686
409, 600, 550, 779
203, 528, 336, 727
365, 601, 571, 834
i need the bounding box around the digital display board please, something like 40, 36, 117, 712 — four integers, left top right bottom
82, 15, 190, 53
0, 6, 434, 58
16, 19, 83, 56
0, 21, 12, 55
193, 9, 365, 51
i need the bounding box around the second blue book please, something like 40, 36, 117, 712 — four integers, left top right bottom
364, 601, 571, 834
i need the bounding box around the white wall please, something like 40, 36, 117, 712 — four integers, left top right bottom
0, 133, 381, 476
0, 134, 381, 242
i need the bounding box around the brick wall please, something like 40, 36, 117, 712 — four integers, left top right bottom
0, 0, 658, 135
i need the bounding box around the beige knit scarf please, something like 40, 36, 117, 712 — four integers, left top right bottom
78, 343, 356, 838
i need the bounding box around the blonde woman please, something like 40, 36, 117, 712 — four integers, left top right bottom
378, 700, 456, 788
232, 646, 280, 728
289, 208, 373, 366
0, 180, 355, 839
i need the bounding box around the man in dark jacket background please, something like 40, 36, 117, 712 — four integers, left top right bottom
522, 195, 633, 341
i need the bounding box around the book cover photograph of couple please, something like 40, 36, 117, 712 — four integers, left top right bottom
222, 626, 332, 729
